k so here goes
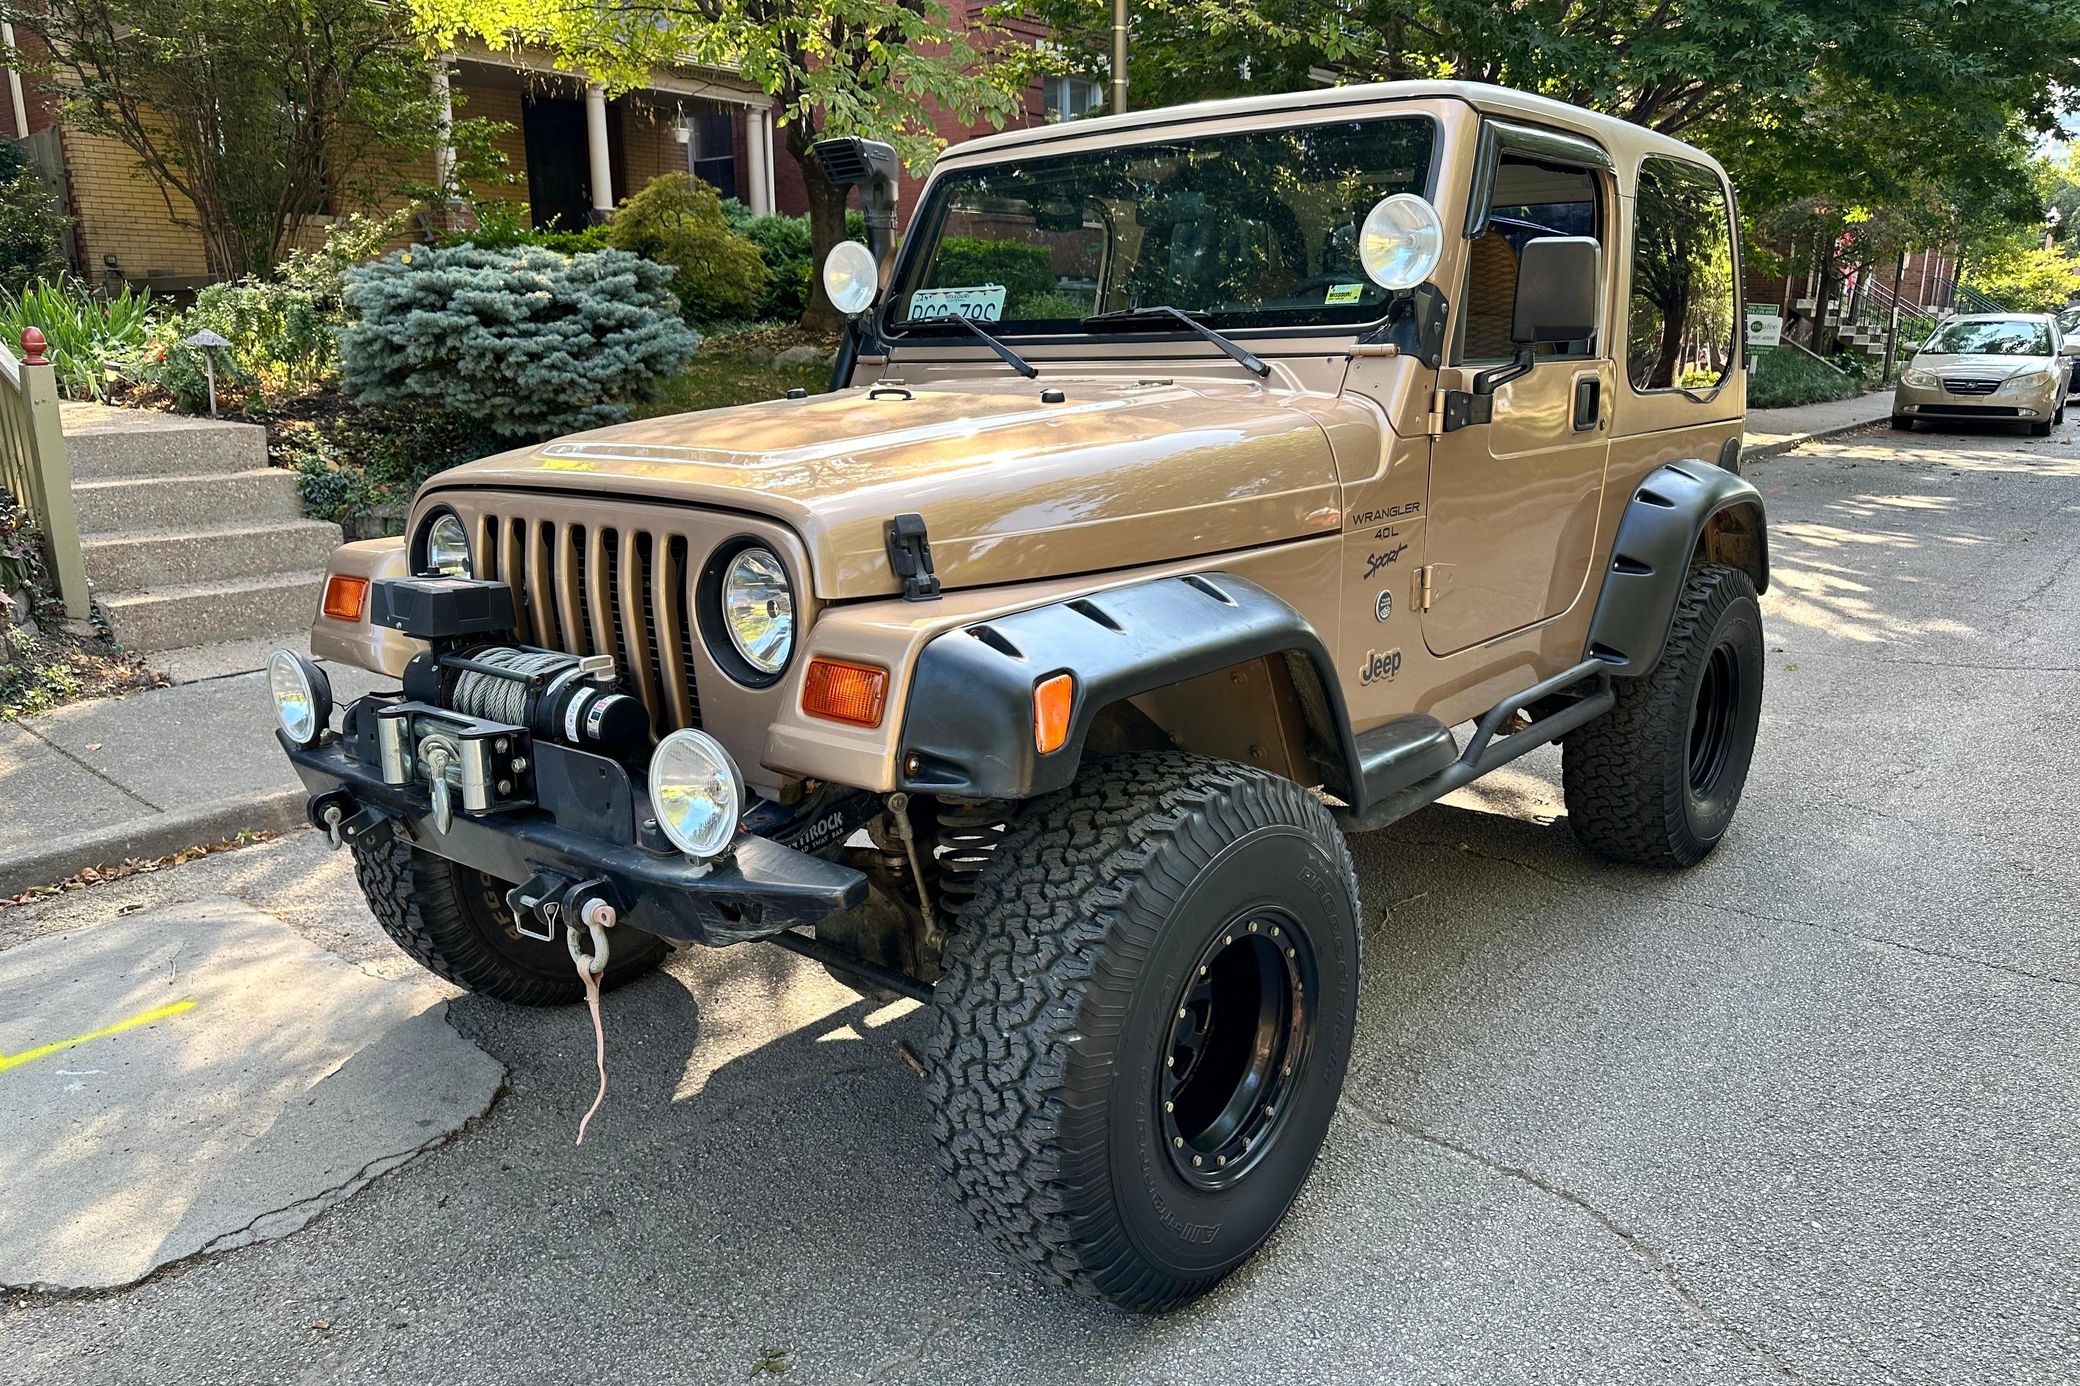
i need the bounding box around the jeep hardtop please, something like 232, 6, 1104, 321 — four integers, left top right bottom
272, 79, 1766, 1311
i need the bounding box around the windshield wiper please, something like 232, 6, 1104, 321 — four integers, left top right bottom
908, 313, 1038, 378
1082, 305, 1270, 378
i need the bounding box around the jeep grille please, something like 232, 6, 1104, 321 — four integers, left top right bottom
473, 513, 702, 738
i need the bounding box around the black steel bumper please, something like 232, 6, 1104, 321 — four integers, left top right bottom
281, 731, 868, 947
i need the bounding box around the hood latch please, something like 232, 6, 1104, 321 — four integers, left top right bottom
885, 512, 942, 602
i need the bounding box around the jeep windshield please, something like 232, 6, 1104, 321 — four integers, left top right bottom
888, 116, 1436, 335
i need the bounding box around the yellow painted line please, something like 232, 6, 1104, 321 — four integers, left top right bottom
0, 999, 197, 1074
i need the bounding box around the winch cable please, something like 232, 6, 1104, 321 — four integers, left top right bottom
450, 646, 569, 726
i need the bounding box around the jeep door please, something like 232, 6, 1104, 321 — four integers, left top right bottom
1420, 124, 1616, 656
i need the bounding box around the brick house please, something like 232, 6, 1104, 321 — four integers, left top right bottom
4, 8, 1088, 291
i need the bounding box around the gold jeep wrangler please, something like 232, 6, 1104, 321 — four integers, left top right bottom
270, 80, 1765, 1312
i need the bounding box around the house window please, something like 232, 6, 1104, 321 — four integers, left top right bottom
1045, 76, 1103, 122
1626, 156, 1737, 393
687, 112, 738, 201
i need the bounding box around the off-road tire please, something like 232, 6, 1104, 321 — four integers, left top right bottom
1889, 415, 1913, 431
924, 752, 1362, 1312
1562, 562, 1764, 867
352, 835, 666, 1005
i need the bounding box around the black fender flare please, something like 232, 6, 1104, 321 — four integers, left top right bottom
1586, 460, 1768, 678
895, 573, 1361, 802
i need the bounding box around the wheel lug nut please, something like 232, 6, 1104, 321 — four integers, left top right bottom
1224, 934, 1234, 945
1178, 1007, 1187, 1018
1286, 947, 1295, 958
1174, 1137, 1184, 1148
1270, 926, 1280, 937
1164, 1100, 1174, 1113
1266, 1105, 1276, 1116
1248, 921, 1257, 933
1218, 1155, 1228, 1166
1191, 1155, 1203, 1167
1166, 1055, 1174, 1068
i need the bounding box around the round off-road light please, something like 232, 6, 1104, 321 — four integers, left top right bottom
268, 649, 332, 748
719, 545, 794, 676
822, 240, 880, 317
648, 729, 744, 860
1359, 193, 1444, 291
424, 510, 470, 577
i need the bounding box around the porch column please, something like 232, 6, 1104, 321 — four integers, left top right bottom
431, 58, 457, 224
585, 83, 614, 216
745, 105, 773, 216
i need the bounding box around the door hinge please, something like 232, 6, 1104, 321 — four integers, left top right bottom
1415, 565, 1437, 611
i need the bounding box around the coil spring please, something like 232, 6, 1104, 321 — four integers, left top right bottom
934, 799, 1010, 917
449, 646, 568, 726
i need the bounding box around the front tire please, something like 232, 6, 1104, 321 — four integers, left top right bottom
1563, 563, 1765, 867
1889, 415, 1913, 431
351, 836, 666, 1005
924, 753, 1362, 1311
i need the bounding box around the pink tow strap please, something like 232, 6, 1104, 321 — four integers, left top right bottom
573, 949, 608, 1145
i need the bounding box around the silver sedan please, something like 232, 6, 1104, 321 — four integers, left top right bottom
1892, 313, 2070, 437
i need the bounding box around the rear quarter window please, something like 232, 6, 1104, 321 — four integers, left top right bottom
1626, 158, 1737, 395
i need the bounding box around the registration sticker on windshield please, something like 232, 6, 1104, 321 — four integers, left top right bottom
1324, 283, 1366, 305
908, 285, 1008, 323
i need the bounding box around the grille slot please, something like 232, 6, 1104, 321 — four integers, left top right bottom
470, 512, 705, 735
1942, 377, 2000, 396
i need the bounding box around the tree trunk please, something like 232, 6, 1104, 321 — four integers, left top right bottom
798, 153, 851, 330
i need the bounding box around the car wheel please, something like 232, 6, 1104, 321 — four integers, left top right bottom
1889, 415, 1913, 431
924, 752, 1362, 1312
1562, 563, 1765, 868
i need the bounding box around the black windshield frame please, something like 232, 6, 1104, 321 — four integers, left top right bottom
881, 112, 1443, 344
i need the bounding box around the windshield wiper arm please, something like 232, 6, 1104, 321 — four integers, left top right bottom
909, 313, 1038, 378
1082, 305, 1270, 378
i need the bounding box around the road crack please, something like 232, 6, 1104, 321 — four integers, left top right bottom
1339, 1094, 1820, 1385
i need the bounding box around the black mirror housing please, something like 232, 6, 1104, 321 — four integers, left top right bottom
1512, 236, 1600, 345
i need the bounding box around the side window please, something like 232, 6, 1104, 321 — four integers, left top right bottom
1455, 154, 1601, 364
1627, 158, 1736, 393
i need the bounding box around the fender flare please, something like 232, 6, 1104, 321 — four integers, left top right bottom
895, 573, 1361, 802
1586, 460, 1768, 679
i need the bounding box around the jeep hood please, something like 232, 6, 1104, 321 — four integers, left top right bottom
426, 377, 1349, 599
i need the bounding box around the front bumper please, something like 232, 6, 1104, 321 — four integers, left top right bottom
282, 729, 868, 947
1894, 378, 2059, 422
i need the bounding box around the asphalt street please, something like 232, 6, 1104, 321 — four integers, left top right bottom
4, 416, 2078, 1385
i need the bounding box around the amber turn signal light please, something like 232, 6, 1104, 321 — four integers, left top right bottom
1033, 672, 1075, 754
802, 658, 889, 728
322, 575, 369, 622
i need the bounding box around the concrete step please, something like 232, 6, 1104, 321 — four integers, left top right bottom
72, 469, 304, 535
100, 569, 325, 652
60, 403, 268, 480
83, 518, 342, 592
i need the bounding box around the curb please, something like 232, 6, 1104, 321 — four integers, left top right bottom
0, 787, 307, 899
1742, 409, 1893, 461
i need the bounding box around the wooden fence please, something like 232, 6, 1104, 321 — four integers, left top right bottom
0, 328, 90, 619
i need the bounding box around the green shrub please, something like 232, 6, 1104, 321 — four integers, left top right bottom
0, 141, 68, 295
0, 276, 153, 400
277, 399, 498, 528
133, 210, 412, 413
338, 243, 701, 439
932, 238, 1057, 314
605, 174, 767, 324
439, 200, 609, 255
1746, 344, 1862, 410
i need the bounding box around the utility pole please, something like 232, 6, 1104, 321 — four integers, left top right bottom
1112, 0, 1128, 114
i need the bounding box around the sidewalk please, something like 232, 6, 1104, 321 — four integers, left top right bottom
1742, 389, 1893, 459
0, 656, 385, 896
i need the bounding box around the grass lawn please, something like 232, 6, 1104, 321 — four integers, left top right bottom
636, 325, 835, 420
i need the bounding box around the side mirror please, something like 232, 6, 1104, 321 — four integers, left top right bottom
1469, 235, 1601, 402
1512, 237, 1601, 346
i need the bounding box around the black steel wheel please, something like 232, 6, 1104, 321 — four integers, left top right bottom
925, 752, 1362, 1312
1563, 563, 1765, 867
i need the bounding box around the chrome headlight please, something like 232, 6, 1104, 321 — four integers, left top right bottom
421, 510, 471, 577
1999, 370, 2056, 394
268, 649, 332, 748
718, 545, 795, 677
648, 729, 744, 859
1901, 368, 1937, 388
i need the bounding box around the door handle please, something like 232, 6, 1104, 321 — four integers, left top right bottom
1573, 376, 1602, 431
